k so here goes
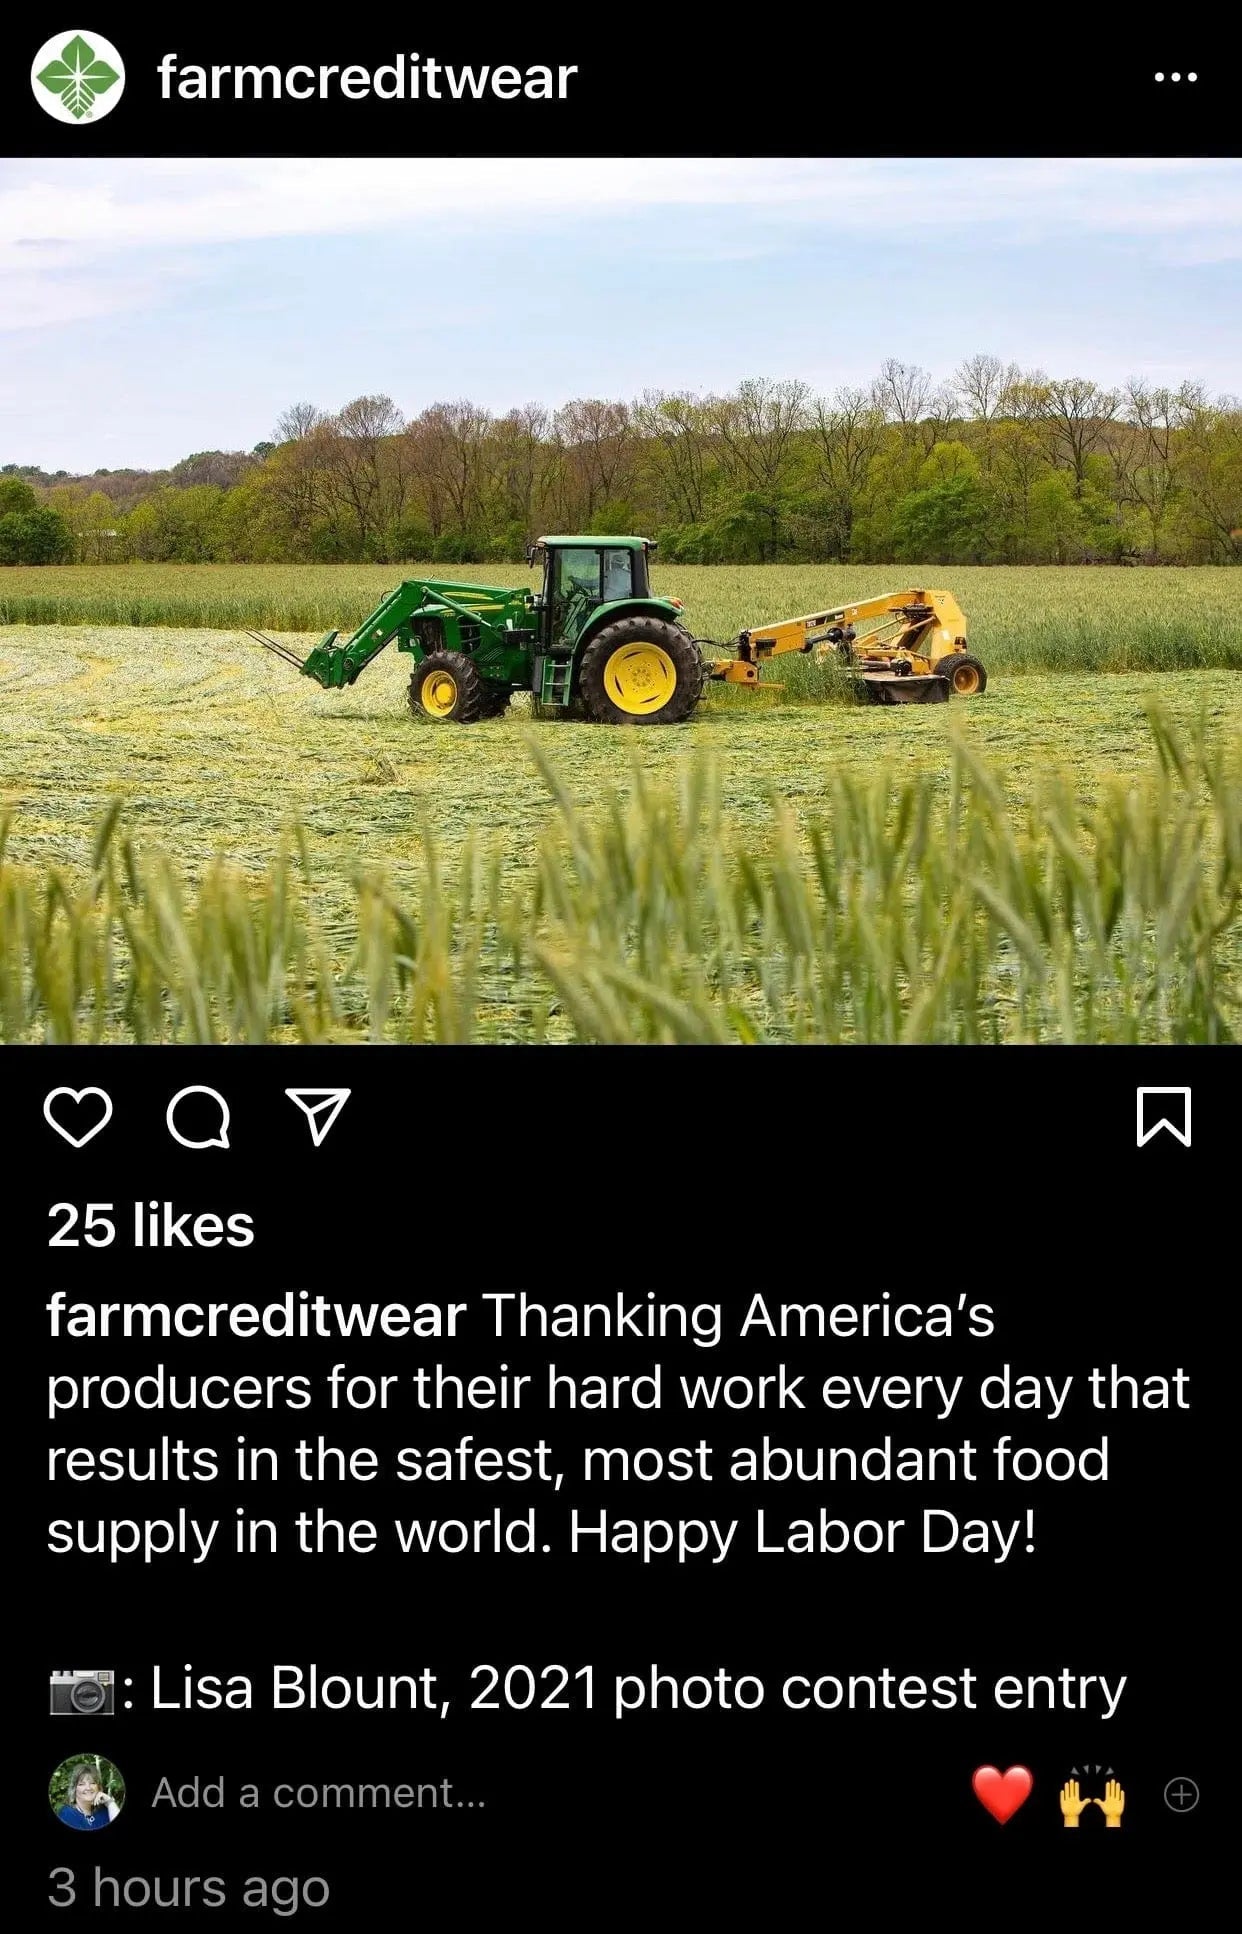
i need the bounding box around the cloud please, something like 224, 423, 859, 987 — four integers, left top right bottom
0, 155, 1238, 333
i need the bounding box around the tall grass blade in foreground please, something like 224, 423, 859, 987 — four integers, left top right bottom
0, 712, 1237, 1043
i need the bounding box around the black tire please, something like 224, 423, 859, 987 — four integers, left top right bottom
577, 618, 703, 725
936, 653, 987, 697
408, 650, 484, 723
478, 682, 512, 718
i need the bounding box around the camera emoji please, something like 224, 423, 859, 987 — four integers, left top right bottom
50, 1669, 116, 1718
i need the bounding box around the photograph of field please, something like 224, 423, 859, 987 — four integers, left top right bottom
2, 157, 1238, 1043
2, 562, 1238, 1043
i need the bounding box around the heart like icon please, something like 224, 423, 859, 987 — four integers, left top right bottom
972, 1765, 1034, 1825
43, 1086, 114, 1149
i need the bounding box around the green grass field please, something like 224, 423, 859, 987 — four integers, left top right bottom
2, 622, 1237, 896
1, 566, 1239, 1042
2, 563, 1239, 673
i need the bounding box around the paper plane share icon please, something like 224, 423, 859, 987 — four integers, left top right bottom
285, 1088, 351, 1147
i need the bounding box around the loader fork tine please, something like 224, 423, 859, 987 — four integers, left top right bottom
249, 631, 308, 670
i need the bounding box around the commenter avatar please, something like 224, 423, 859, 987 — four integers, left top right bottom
51, 1756, 125, 1830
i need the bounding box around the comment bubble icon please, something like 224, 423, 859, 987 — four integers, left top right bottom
166, 1086, 230, 1150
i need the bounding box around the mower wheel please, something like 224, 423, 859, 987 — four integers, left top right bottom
409, 651, 484, 723
578, 618, 703, 725
937, 653, 988, 696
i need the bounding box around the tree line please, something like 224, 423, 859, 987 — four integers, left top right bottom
6, 359, 1240, 567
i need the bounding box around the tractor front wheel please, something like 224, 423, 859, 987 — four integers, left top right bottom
937, 653, 988, 696
578, 618, 703, 725
409, 650, 484, 723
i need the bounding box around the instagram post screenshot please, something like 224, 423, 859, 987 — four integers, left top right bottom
2, 22, 1233, 1918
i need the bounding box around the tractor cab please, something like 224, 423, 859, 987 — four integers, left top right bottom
529, 535, 655, 651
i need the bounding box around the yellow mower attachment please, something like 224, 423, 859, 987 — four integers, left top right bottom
707, 588, 986, 704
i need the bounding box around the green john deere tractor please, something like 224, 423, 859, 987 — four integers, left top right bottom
253, 535, 705, 724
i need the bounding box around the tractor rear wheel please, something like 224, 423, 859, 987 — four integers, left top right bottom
409, 650, 484, 723
578, 618, 703, 725
937, 653, 987, 696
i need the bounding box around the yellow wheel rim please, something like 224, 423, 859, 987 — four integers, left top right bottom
950, 661, 981, 695
422, 670, 458, 718
604, 642, 677, 715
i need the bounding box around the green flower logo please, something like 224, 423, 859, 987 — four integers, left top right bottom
31, 30, 125, 122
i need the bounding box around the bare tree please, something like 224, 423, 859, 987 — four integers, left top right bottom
403, 402, 492, 538
538, 411, 577, 529
1000, 370, 1052, 423
553, 399, 634, 522
1044, 377, 1119, 497
872, 359, 932, 433
810, 387, 885, 558
439, 400, 494, 532
954, 354, 1021, 424
1113, 379, 1192, 555
633, 391, 712, 525
273, 402, 323, 445
318, 394, 405, 553
491, 404, 549, 535
403, 408, 449, 540
954, 355, 1022, 474
260, 402, 328, 551
707, 378, 810, 555
709, 378, 810, 491
700, 377, 808, 556
920, 383, 960, 455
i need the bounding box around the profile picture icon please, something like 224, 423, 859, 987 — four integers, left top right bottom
50, 1755, 125, 1831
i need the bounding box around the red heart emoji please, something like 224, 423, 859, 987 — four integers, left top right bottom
972, 1765, 1033, 1824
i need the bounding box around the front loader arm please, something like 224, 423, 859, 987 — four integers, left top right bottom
252, 580, 440, 690
301, 580, 433, 688
253, 576, 532, 690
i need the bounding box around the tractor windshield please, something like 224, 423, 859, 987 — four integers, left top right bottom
554, 548, 602, 605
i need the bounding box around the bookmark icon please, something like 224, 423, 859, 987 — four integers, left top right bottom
1136, 1086, 1191, 1148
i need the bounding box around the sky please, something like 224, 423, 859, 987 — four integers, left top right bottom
1, 156, 1239, 474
